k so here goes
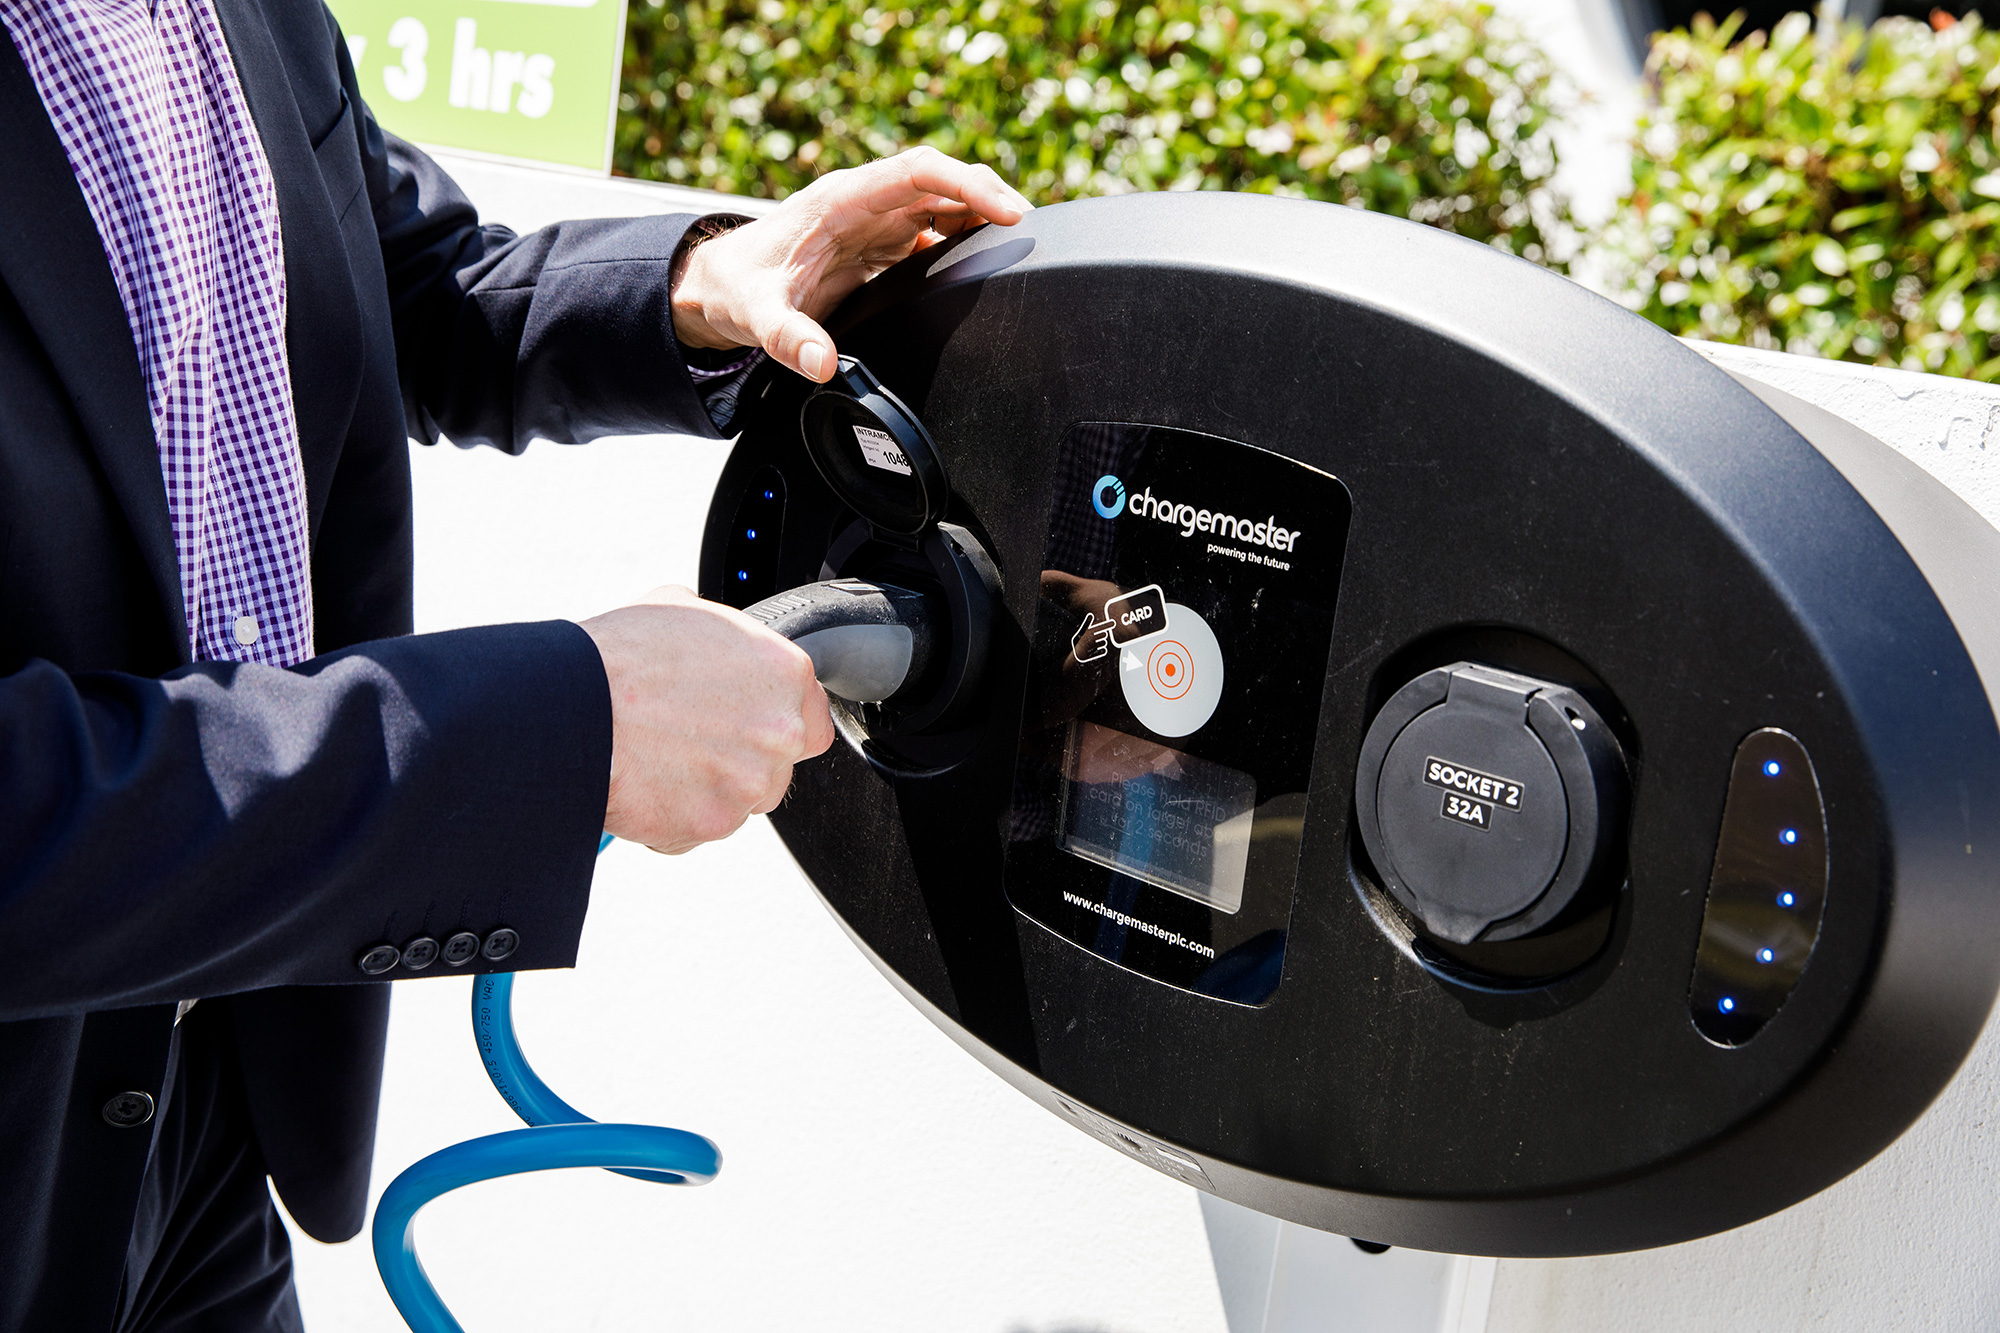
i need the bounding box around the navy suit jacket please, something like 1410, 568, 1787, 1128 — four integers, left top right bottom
0, 0, 722, 1325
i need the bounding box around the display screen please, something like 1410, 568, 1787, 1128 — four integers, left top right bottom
1061, 722, 1257, 914
1003, 422, 1349, 1005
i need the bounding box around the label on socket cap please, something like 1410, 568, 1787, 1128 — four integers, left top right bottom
853, 425, 912, 474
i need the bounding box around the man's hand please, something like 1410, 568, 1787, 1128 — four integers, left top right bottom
671, 146, 1032, 382
581, 586, 835, 854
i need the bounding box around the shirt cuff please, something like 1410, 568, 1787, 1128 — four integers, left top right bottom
670, 214, 765, 434
686, 346, 765, 434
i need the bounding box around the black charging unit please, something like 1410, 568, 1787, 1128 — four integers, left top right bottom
698, 193, 2000, 1256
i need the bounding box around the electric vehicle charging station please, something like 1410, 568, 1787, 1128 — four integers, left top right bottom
697, 190, 2000, 1258
361, 187, 2000, 1331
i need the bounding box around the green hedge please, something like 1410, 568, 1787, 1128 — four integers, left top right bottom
619, 0, 2000, 381
1598, 12, 2000, 380
617, 0, 1572, 263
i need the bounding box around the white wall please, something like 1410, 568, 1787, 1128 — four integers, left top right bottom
1691, 340, 2000, 526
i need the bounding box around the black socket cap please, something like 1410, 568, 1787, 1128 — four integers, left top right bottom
799, 357, 947, 536
1356, 662, 1627, 944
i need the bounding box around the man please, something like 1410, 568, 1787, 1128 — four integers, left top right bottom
0, 0, 1029, 1324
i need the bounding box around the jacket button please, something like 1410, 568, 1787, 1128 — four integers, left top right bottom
357, 944, 401, 975
401, 936, 440, 970
481, 928, 519, 961
441, 932, 480, 966
102, 1091, 155, 1128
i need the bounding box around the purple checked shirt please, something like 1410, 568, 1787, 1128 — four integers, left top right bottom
1, 0, 313, 668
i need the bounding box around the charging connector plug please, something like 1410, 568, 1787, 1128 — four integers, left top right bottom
745, 578, 941, 704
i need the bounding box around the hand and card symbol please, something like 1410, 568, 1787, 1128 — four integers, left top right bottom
1072, 584, 1169, 663
1072, 613, 1112, 663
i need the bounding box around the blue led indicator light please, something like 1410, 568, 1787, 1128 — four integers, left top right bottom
1763, 760, 1782, 777
1719, 997, 1737, 1013
745, 528, 757, 540
762, 489, 775, 500
1779, 891, 1796, 907
1757, 947, 1776, 964
1780, 828, 1799, 845
736, 570, 748, 582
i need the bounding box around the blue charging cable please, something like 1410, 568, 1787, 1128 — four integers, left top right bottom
371, 835, 722, 1333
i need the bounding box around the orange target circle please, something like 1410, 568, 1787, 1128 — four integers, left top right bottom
1147, 640, 1193, 700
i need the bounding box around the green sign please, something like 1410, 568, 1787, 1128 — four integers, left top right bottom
328, 0, 626, 173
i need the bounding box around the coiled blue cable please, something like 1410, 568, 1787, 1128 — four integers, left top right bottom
372, 835, 722, 1333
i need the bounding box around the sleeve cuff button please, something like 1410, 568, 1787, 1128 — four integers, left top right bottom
357, 944, 401, 975
442, 932, 481, 966
482, 928, 519, 961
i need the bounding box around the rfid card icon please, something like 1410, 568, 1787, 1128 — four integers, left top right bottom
1071, 583, 1168, 664
1104, 584, 1168, 646
1092, 475, 1127, 519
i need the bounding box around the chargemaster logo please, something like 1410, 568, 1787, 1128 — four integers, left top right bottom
1127, 485, 1302, 552
1086, 474, 1303, 554
1092, 475, 1127, 519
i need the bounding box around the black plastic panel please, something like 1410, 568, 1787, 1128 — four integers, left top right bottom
1690, 729, 1829, 1047
718, 465, 786, 609
1002, 423, 1349, 1004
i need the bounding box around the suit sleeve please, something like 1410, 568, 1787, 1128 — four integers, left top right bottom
332, 20, 727, 451
0, 622, 612, 1021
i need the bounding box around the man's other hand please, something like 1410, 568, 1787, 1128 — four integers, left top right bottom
581, 586, 835, 854
670, 146, 1032, 382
